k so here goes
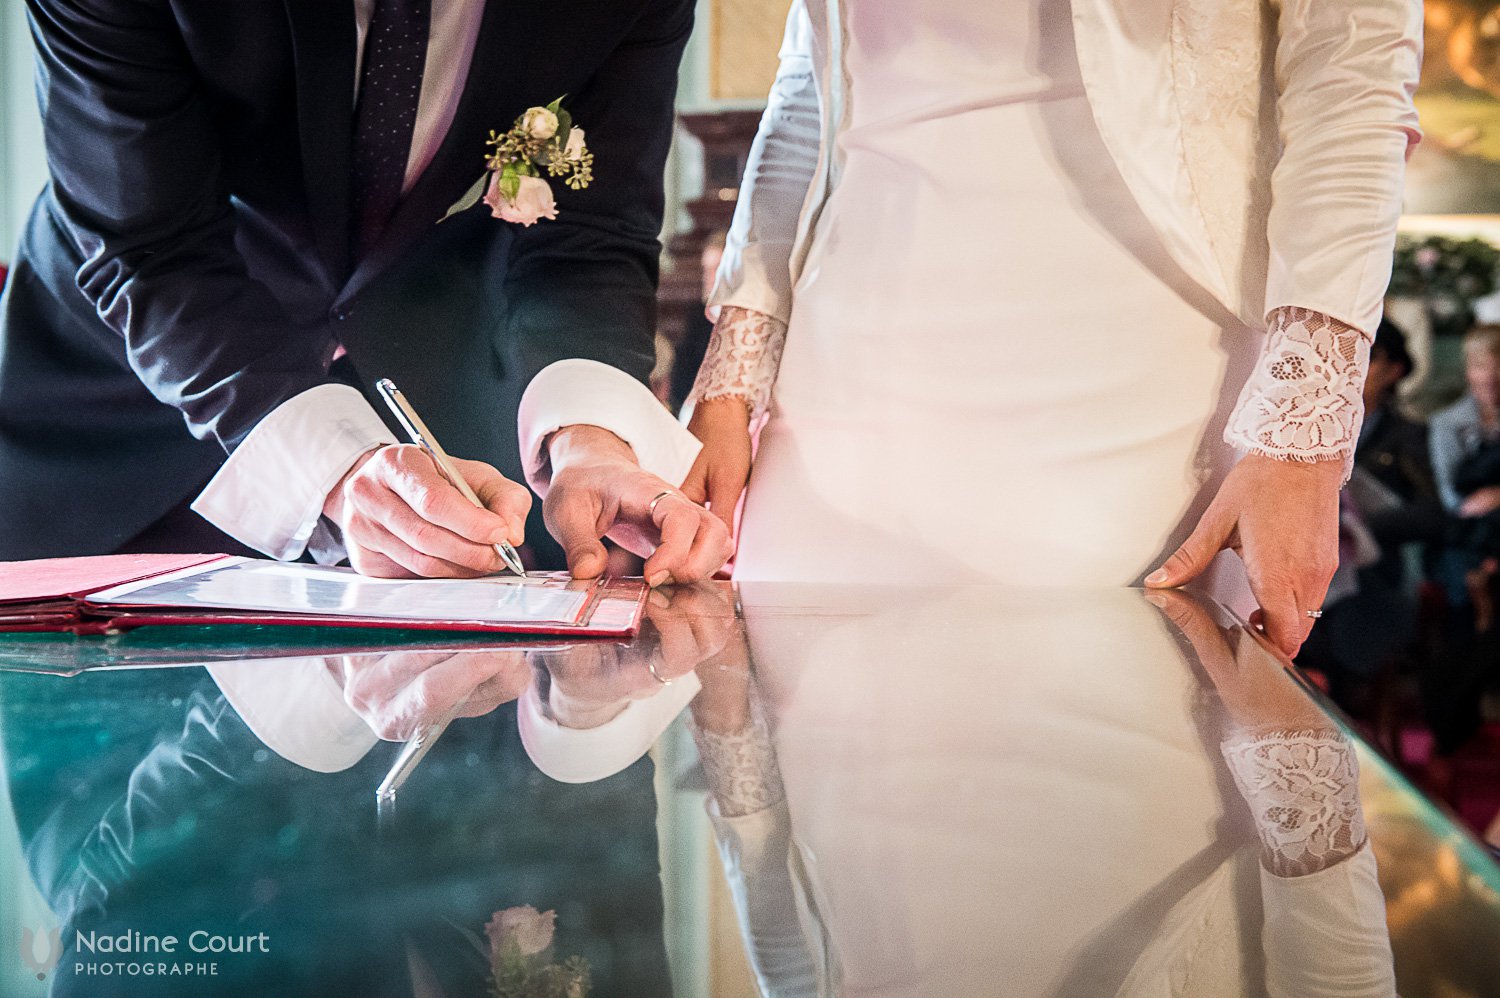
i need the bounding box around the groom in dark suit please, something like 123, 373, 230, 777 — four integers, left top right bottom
0, 0, 729, 583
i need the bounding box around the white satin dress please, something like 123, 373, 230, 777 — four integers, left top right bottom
731, 0, 1258, 603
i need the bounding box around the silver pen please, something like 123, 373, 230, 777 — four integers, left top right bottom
375, 706, 459, 803
375, 378, 527, 577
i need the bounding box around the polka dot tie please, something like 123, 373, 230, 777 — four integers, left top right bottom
351, 0, 432, 258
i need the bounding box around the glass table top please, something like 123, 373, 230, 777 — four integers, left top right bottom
0, 582, 1495, 997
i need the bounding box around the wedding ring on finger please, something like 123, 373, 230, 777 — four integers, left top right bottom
1304, 609, 1324, 619
648, 490, 684, 520
646, 653, 672, 685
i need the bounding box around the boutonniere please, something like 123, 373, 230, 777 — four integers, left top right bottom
455, 905, 591, 998
442, 97, 594, 227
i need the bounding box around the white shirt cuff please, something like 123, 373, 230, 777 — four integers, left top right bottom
191, 384, 397, 561
517, 359, 703, 495
206, 657, 379, 772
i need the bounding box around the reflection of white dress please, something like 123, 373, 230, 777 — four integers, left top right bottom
732, 1, 1254, 595
689, 587, 1397, 996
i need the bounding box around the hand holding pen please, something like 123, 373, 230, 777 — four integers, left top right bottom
320, 381, 533, 578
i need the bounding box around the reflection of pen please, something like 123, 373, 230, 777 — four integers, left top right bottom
375, 378, 527, 577
376, 706, 459, 802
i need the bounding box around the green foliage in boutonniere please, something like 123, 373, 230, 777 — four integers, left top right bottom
442, 97, 594, 227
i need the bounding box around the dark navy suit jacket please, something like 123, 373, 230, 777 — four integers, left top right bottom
0, 0, 690, 560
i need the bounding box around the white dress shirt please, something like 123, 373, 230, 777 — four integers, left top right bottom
193, 1, 694, 561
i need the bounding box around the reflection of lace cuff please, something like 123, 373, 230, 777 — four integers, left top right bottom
689, 306, 789, 422
687, 699, 785, 818
1221, 728, 1368, 878
1224, 307, 1371, 484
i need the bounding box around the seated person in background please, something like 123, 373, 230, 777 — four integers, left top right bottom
1431, 324, 1500, 521
1423, 324, 1500, 753
1355, 318, 1436, 510
1350, 318, 1443, 583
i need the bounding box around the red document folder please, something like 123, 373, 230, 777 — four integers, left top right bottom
0, 554, 646, 637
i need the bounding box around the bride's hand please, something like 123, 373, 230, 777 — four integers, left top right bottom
1145, 453, 1342, 658
683, 396, 753, 534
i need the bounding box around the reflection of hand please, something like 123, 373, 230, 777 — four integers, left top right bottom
686, 600, 754, 737
532, 582, 734, 724
1145, 588, 1326, 735
323, 444, 531, 578
1149, 588, 1370, 884
643, 583, 737, 680
543, 426, 733, 586
1147, 453, 1341, 657
330, 648, 531, 740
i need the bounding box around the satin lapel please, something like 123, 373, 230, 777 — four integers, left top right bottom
340, 1, 513, 304
284, 0, 357, 282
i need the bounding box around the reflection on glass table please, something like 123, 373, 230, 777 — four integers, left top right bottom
0, 582, 1494, 997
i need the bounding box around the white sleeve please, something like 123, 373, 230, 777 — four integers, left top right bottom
191, 384, 396, 562
707, 0, 822, 325
1221, 729, 1397, 997
1263, 0, 1421, 334
1259, 845, 1397, 998
516, 359, 702, 496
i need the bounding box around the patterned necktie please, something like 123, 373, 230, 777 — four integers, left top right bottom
350, 0, 432, 258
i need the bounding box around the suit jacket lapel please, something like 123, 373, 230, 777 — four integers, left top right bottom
284, 0, 357, 283
340, 1, 513, 305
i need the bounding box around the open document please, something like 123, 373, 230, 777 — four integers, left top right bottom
0, 554, 647, 637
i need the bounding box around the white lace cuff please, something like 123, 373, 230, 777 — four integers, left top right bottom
689, 306, 789, 422
1221, 728, 1368, 879
687, 697, 785, 819
1224, 307, 1371, 484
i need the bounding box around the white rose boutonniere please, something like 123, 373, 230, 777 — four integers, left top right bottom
442, 97, 594, 227
521, 106, 559, 141
466, 905, 591, 998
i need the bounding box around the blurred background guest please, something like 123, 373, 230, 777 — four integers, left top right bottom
1421, 324, 1500, 755
1356, 319, 1438, 510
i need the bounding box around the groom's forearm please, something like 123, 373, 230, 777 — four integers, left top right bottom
547, 425, 639, 474
517, 360, 702, 497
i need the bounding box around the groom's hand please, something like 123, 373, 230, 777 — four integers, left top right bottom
323, 444, 531, 578
544, 425, 733, 586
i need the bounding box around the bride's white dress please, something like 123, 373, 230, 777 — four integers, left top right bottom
727, 2, 1260, 597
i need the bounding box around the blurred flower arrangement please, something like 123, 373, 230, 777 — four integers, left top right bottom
1388, 234, 1500, 301
1388, 234, 1500, 338
442, 98, 595, 227
468, 906, 590, 998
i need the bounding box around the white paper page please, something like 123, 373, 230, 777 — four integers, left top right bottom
89, 561, 590, 625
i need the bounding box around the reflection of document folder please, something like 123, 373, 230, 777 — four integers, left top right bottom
0, 554, 646, 636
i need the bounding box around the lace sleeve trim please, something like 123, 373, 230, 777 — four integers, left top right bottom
1223, 306, 1371, 484
689, 306, 789, 422
686, 694, 786, 819
1221, 727, 1368, 878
